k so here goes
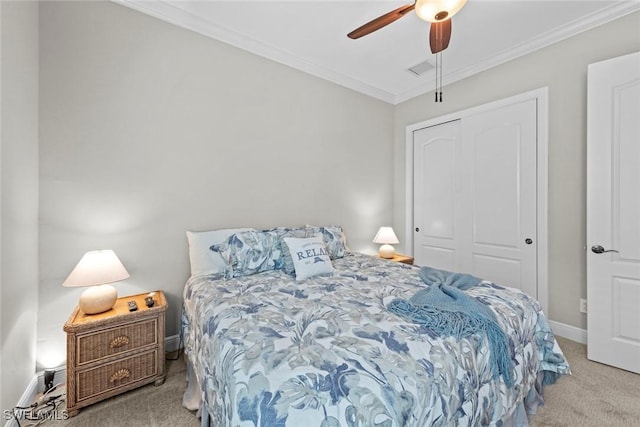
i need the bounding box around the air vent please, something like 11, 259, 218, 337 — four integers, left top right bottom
407, 59, 434, 76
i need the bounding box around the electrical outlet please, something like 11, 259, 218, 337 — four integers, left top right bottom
580, 298, 588, 314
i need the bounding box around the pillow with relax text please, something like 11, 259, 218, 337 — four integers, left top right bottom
283, 236, 334, 281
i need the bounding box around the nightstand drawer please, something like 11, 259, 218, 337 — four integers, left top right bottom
76, 350, 158, 402
77, 318, 158, 365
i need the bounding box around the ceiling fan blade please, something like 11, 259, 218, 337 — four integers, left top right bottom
429, 18, 452, 54
348, 3, 415, 39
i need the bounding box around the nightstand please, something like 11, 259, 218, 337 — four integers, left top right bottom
379, 254, 414, 265
63, 291, 167, 417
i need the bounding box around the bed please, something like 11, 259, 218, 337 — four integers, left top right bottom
181, 226, 570, 426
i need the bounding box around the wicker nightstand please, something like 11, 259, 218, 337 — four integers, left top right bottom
379, 254, 414, 265
63, 291, 167, 417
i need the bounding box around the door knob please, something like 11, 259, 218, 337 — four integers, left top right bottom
591, 245, 619, 254
415, 227, 420, 232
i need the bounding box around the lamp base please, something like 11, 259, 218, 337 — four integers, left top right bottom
79, 284, 118, 314
378, 244, 395, 259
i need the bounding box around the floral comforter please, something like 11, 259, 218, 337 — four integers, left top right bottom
182, 253, 569, 427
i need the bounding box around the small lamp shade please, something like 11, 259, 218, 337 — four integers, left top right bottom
373, 227, 400, 259
63, 250, 129, 314
415, 0, 467, 22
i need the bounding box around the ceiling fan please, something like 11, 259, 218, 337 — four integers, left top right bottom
347, 0, 468, 54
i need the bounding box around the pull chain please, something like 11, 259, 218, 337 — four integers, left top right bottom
435, 52, 439, 102
434, 51, 443, 103
439, 52, 443, 102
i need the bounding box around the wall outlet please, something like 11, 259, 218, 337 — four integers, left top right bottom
580, 298, 588, 314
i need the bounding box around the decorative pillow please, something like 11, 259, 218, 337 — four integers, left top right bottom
306, 225, 349, 259
283, 236, 334, 281
186, 228, 254, 277
267, 226, 316, 275
210, 230, 283, 279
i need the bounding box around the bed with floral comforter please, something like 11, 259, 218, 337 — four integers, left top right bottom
182, 252, 569, 427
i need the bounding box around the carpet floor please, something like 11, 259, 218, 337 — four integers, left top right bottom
530, 337, 640, 427
38, 337, 640, 426
39, 352, 199, 427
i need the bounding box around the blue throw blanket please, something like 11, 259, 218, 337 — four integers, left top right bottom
388, 267, 514, 387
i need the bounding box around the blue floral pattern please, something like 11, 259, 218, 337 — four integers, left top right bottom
306, 225, 348, 259
210, 229, 283, 278
182, 253, 570, 426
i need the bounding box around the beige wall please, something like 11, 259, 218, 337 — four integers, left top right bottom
393, 11, 640, 330
37, 1, 394, 366
0, 0, 40, 412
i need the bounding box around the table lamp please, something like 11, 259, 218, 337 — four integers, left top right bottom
373, 227, 400, 259
63, 250, 130, 314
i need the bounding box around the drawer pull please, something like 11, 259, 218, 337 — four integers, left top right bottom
109, 336, 130, 348
109, 369, 131, 383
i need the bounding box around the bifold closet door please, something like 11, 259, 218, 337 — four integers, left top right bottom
413, 99, 537, 298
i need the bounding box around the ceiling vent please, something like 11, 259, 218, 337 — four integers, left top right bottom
407, 59, 434, 76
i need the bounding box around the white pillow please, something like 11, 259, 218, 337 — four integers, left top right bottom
283, 236, 334, 281
186, 228, 254, 277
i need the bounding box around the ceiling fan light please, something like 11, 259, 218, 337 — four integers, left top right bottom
415, 0, 467, 23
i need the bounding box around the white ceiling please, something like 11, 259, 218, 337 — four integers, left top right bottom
114, 0, 640, 104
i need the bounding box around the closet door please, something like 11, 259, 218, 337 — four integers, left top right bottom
460, 99, 537, 297
413, 120, 462, 272
413, 100, 537, 298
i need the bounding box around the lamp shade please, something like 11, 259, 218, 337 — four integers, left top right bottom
373, 227, 400, 245
63, 250, 129, 315
415, 0, 467, 22
63, 250, 129, 287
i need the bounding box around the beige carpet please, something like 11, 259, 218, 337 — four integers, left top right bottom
40, 352, 199, 427
39, 338, 640, 426
530, 337, 640, 427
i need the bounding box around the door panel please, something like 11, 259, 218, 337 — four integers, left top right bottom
587, 51, 640, 373
471, 126, 520, 248
422, 247, 456, 272
418, 133, 456, 239
612, 277, 640, 342
616, 82, 640, 261
413, 120, 461, 272
472, 254, 521, 289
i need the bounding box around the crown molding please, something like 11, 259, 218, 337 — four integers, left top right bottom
113, 0, 640, 106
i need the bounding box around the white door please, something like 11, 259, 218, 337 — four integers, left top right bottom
587, 51, 640, 374
413, 100, 538, 299
413, 120, 462, 272
460, 99, 538, 298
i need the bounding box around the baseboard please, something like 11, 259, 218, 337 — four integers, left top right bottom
548, 320, 587, 344
165, 333, 182, 353
4, 334, 182, 427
